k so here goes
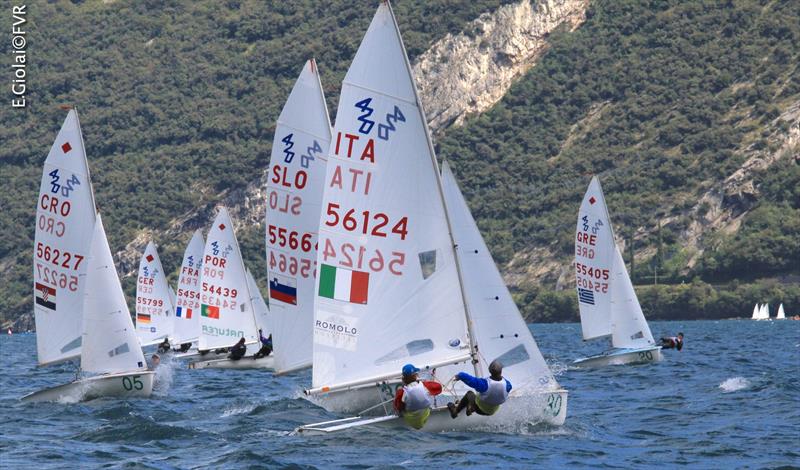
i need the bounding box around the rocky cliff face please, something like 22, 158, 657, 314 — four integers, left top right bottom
115, 0, 590, 277
414, 0, 588, 131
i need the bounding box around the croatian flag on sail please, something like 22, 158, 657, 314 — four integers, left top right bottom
35, 282, 56, 310
318, 264, 369, 304
176, 306, 192, 319
269, 274, 297, 305
578, 288, 595, 305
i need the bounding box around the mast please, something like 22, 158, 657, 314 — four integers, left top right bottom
73, 107, 98, 214
384, 1, 481, 377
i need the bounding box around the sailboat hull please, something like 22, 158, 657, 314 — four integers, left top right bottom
573, 346, 662, 368
188, 355, 275, 370
307, 385, 567, 430
171, 349, 226, 361
20, 370, 154, 403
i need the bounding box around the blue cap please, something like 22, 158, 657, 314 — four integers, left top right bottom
402, 364, 420, 376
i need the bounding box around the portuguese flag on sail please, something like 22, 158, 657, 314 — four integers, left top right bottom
319, 264, 369, 304
201, 304, 220, 319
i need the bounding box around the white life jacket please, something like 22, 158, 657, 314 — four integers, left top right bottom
478, 377, 509, 406
402, 381, 432, 412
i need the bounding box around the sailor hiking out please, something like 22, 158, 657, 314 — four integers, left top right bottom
448, 360, 512, 418
393, 364, 443, 429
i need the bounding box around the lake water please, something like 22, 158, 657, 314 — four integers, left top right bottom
1, 319, 798, 469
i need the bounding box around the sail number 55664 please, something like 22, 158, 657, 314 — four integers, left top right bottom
324, 203, 408, 240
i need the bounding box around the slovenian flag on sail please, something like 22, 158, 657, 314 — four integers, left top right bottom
318, 264, 369, 304
176, 306, 192, 319
35, 282, 56, 310
269, 274, 297, 305
201, 304, 219, 319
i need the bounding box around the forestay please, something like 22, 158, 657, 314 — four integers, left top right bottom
198, 208, 258, 350
441, 162, 558, 390
609, 246, 654, 348
246, 269, 270, 335
33, 109, 97, 366
173, 230, 204, 344
311, 3, 472, 391
135, 242, 175, 346
80, 214, 147, 375
266, 59, 332, 374
575, 177, 615, 341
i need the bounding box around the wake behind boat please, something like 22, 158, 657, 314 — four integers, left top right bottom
572, 177, 661, 368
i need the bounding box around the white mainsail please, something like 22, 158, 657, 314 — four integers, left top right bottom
575, 176, 614, 341
198, 207, 258, 350
246, 269, 270, 335
135, 241, 175, 346
441, 162, 558, 391
173, 229, 204, 345
777, 303, 786, 320
763, 304, 770, 319
266, 59, 332, 374
609, 246, 655, 348
80, 214, 147, 375
33, 109, 97, 366
311, 2, 472, 392
751, 304, 759, 319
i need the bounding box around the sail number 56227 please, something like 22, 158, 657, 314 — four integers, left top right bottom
324, 203, 408, 240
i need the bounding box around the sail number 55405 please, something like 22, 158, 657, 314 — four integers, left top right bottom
324, 203, 408, 240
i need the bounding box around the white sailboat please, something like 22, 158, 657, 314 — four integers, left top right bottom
265, 59, 332, 375
751, 303, 759, 319
135, 241, 175, 347
298, 2, 565, 433
572, 177, 662, 367
171, 229, 204, 355
23, 214, 154, 402
776, 303, 786, 320
188, 207, 274, 370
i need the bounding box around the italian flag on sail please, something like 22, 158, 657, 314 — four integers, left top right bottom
319, 264, 369, 304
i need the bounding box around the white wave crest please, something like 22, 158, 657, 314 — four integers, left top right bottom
719, 377, 750, 393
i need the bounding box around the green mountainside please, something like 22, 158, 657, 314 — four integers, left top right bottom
1, 0, 798, 328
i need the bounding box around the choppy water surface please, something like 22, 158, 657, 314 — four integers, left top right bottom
1, 320, 798, 468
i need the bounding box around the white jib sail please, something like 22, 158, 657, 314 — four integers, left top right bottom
575, 176, 615, 341
311, 3, 472, 391
266, 59, 332, 374
173, 229, 204, 345
246, 269, 270, 335
135, 241, 175, 346
80, 214, 147, 375
441, 162, 559, 391
198, 207, 258, 350
33, 109, 97, 366
777, 303, 785, 319
609, 246, 655, 349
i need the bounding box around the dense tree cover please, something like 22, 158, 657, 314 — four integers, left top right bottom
1, 0, 798, 326
0, 0, 515, 324
439, 0, 799, 283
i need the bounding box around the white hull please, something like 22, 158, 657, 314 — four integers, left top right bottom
21, 370, 154, 403
188, 355, 275, 370
573, 346, 662, 368
172, 350, 226, 361
306, 384, 567, 431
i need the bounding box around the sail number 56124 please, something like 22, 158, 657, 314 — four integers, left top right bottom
324, 203, 408, 240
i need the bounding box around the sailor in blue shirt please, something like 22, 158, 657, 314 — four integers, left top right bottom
447, 360, 512, 418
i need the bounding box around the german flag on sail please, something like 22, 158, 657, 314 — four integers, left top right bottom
318, 264, 368, 304
201, 304, 219, 319
137, 313, 151, 323
35, 282, 56, 310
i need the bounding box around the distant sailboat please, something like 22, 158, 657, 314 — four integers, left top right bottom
23, 215, 154, 402
265, 59, 332, 375
135, 241, 175, 347
188, 207, 274, 370
776, 303, 786, 320
751, 304, 759, 319
572, 177, 662, 367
